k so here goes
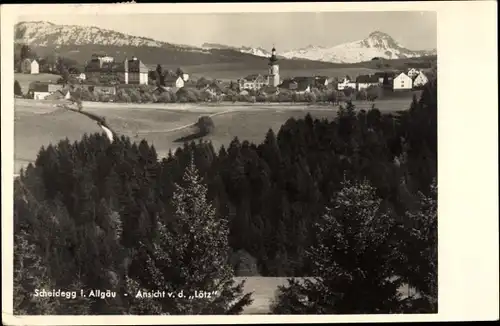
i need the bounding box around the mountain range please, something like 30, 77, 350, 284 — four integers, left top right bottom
14, 21, 436, 74
204, 31, 436, 64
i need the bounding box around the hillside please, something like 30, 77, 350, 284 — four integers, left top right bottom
15, 21, 344, 71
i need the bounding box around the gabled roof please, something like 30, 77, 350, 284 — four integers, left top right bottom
127, 59, 149, 73
30, 82, 50, 93
242, 74, 265, 82
293, 77, 314, 91
394, 72, 411, 79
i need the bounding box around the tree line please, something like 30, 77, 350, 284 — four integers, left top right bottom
14, 78, 437, 314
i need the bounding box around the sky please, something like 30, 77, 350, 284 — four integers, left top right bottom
19, 11, 437, 51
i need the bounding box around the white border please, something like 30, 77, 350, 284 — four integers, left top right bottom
2, 2, 499, 324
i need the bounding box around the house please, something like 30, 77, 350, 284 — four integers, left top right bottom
30, 60, 39, 75
125, 57, 149, 85
280, 77, 314, 93
314, 76, 329, 88
285, 77, 314, 94
182, 73, 190, 82
164, 75, 185, 89
393, 72, 413, 90
84, 55, 149, 85
373, 72, 387, 84
20, 58, 32, 74
412, 71, 429, 88
238, 74, 268, 90
356, 75, 380, 90
336, 77, 357, 91
29, 83, 51, 100
77, 73, 86, 81
407, 68, 420, 79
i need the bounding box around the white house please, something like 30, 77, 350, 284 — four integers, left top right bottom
412, 72, 429, 88
407, 68, 420, 79
393, 72, 413, 90
356, 75, 380, 90
182, 73, 190, 82
124, 57, 149, 85
238, 74, 268, 90
77, 73, 86, 81
30, 60, 39, 75
30, 83, 51, 100
337, 77, 357, 91
164, 75, 185, 89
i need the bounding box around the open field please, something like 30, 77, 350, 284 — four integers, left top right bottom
14, 97, 413, 173
15, 73, 61, 94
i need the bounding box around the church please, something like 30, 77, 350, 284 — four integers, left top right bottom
237, 47, 281, 91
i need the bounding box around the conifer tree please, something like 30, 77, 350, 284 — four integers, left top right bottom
271, 178, 403, 314
125, 156, 253, 314
399, 178, 438, 312
14, 230, 59, 315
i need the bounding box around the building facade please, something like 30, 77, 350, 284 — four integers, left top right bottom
238, 74, 268, 90
393, 72, 413, 90
412, 72, 429, 88
30, 60, 39, 75
268, 47, 280, 87
84, 56, 149, 85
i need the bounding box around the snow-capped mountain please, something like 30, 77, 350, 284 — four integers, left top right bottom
281, 31, 436, 63
15, 21, 207, 52
202, 43, 271, 58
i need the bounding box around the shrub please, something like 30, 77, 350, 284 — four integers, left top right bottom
14, 80, 23, 96
196, 116, 215, 135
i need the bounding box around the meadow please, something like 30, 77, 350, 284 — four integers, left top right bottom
14, 97, 413, 174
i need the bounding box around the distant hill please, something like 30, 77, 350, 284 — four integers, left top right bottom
14, 21, 436, 80
14, 21, 344, 71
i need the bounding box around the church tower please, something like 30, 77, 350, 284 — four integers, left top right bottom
268, 46, 280, 87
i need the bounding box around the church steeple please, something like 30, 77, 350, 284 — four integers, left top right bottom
268, 45, 280, 87
269, 45, 278, 65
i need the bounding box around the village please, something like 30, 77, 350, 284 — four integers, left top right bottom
18, 47, 433, 103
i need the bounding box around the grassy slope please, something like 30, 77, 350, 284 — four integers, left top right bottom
14, 98, 413, 173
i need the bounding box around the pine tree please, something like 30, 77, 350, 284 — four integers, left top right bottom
271, 178, 403, 314
14, 230, 59, 314
399, 178, 437, 312
126, 156, 253, 314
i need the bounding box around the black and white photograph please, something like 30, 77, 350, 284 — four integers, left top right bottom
1, 1, 498, 324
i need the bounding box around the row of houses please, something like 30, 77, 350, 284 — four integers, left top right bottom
236, 67, 430, 95
19, 58, 40, 75
337, 69, 430, 92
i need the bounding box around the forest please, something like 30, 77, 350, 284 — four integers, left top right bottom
13, 78, 437, 314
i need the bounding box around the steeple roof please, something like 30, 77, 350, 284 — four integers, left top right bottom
269, 46, 278, 65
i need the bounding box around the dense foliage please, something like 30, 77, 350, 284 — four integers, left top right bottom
13, 78, 437, 314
